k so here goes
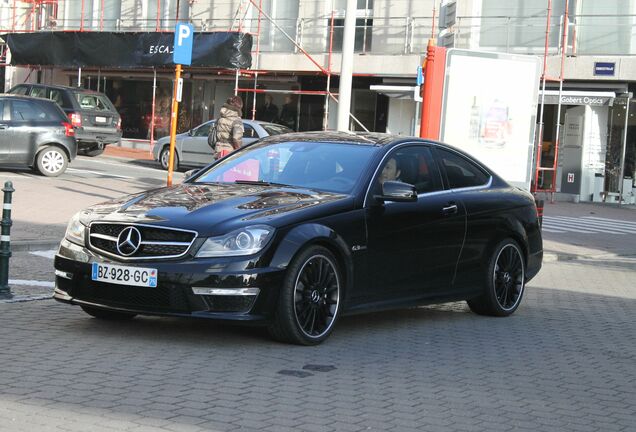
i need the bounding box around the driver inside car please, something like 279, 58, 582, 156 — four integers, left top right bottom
379, 157, 402, 184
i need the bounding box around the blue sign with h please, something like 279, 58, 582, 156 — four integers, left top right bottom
173, 23, 194, 66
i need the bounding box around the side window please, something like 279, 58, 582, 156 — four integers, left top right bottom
29, 87, 47, 98
10, 100, 50, 122
48, 89, 64, 106
243, 124, 257, 139
377, 146, 443, 194
10, 86, 29, 96
0, 100, 4, 121
436, 148, 490, 189
194, 122, 212, 137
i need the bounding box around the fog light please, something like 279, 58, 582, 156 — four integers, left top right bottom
55, 270, 73, 280
192, 287, 260, 296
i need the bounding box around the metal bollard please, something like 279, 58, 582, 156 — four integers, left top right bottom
535, 199, 544, 228
0, 181, 14, 299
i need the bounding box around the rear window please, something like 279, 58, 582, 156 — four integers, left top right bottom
73, 92, 114, 111
10, 99, 65, 122
260, 123, 293, 136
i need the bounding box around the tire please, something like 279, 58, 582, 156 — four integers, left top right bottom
268, 245, 343, 345
160, 146, 178, 170
81, 305, 137, 320
467, 238, 526, 317
84, 148, 104, 157
36, 146, 68, 177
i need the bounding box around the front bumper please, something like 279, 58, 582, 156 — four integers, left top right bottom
53, 239, 285, 323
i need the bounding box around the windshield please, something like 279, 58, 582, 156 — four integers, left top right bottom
194, 141, 377, 193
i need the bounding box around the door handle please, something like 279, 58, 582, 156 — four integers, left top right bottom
0, 125, 8, 130
442, 203, 458, 215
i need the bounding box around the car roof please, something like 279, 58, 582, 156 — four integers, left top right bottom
255, 131, 422, 147
17, 83, 105, 95
0, 94, 59, 104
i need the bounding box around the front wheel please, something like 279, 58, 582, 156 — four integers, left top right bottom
467, 239, 525, 317
268, 246, 342, 345
36, 147, 68, 177
81, 305, 137, 320
160, 146, 178, 170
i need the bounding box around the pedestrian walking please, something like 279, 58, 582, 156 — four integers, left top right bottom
213, 95, 244, 158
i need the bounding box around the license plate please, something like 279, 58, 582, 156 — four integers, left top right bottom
91, 262, 157, 288
95, 116, 107, 123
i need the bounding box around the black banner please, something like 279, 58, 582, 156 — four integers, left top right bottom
1, 31, 252, 68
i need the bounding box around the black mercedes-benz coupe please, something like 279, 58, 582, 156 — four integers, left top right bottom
54, 132, 542, 345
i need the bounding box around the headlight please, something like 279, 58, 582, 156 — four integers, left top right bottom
64, 212, 86, 246
196, 225, 274, 258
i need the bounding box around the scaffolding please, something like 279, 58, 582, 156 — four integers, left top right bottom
532, 0, 569, 202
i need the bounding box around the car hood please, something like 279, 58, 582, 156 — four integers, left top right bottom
81, 183, 352, 237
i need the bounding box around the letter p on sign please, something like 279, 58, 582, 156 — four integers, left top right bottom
173, 22, 194, 66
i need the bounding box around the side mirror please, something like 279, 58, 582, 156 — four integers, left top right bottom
183, 169, 200, 181
374, 181, 417, 203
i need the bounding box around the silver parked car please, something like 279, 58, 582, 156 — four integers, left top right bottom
153, 119, 292, 170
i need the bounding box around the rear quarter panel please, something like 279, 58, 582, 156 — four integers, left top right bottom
452, 185, 542, 295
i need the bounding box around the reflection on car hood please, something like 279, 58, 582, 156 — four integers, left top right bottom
82, 183, 350, 236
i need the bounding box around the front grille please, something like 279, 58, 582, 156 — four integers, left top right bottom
88, 223, 197, 260
73, 281, 190, 312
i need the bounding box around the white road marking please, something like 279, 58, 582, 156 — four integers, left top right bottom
543, 215, 636, 235
67, 168, 135, 179
9, 279, 55, 288
78, 157, 165, 173
30, 250, 57, 260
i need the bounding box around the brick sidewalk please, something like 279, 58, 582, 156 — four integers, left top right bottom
0, 258, 634, 431
104, 145, 154, 161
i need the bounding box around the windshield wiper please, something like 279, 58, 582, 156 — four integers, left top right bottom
234, 180, 292, 187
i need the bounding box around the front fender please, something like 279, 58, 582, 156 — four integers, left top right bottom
269, 223, 355, 302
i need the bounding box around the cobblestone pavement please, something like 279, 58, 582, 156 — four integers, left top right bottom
0, 257, 634, 432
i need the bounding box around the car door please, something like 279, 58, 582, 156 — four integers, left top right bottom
433, 147, 497, 296
5, 99, 45, 164
180, 122, 214, 166
365, 144, 467, 301
0, 99, 10, 162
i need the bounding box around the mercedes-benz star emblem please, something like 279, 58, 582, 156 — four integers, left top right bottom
116, 226, 142, 256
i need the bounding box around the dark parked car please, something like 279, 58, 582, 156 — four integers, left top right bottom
0, 94, 77, 176
8, 84, 121, 156
54, 132, 542, 344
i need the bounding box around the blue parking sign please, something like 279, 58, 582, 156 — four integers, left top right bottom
173, 23, 194, 66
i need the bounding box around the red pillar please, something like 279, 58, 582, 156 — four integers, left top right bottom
419, 45, 447, 140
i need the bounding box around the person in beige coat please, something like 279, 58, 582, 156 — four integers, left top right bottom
214, 96, 244, 157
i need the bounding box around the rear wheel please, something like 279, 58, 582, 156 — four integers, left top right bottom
467, 239, 525, 316
81, 305, 137, 320
268, 246, 342, 345
160, 146, 178, 170
36, 146, 68, 177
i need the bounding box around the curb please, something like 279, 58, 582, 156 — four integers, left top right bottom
544, 251, 636, 263
12, 240, 60, 252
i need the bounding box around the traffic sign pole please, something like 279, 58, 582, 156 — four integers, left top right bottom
166, 22, 193, 187
166, 63, 182, 187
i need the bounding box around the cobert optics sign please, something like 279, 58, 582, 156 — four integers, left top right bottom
542, 94, 613, 106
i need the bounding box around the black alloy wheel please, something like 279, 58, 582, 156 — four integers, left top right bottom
269, 246, 342, 345
81, 305, 137, 320
467, 239, 525, 317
